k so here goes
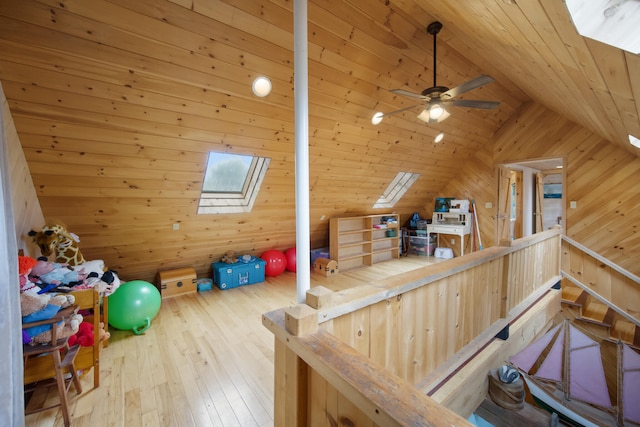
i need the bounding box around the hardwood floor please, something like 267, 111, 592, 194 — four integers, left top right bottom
25, 255, 442, 427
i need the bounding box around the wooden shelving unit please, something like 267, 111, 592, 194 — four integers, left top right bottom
330, 214, 400, 272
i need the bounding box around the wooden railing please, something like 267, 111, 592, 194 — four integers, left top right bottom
561, 235, 640, 326
262, 228, 563, 426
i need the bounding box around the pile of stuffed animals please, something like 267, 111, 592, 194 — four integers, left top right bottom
19, 254, 110, 347
24, 256, 117, 294
20, 223, 116, 348
21, 291, 82, 346
19, 255, 83, 345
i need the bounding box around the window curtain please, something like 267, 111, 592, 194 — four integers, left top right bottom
0, 92, 24, 426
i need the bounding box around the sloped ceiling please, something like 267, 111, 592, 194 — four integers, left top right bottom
426, 0, 640, 153
0, 0, 638, 279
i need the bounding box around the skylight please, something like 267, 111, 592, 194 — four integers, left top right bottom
198, 151, 270, 214
373, 172, 420, 208
565, 0, 640, 54
630, 135, 640, 148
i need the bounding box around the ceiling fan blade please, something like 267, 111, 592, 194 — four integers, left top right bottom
389, 89, 429, 101
449, 99, 500, 110
441, 75, 494, 100
380, 103, 424, 117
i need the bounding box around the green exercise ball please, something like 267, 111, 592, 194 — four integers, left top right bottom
108, 280, 161, 335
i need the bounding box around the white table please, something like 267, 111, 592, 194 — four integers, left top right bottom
427, 217, 472, 257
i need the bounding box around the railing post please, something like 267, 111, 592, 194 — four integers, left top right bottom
273, 304, 319, 426
500, 254, 511, 318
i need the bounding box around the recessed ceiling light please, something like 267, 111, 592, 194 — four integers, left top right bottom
252, 76, 272, 97
630, 134, 640, 148
371, 112, 384, 125
434, 133, 444, 143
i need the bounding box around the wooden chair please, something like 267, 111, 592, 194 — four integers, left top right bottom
23, 305, 82, 427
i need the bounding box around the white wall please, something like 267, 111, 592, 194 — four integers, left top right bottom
4, 87, 44, 253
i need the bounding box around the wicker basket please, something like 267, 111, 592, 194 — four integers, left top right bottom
488, 369, 525, 410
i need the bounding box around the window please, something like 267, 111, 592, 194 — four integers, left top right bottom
565, 0, 640, 54
373, 172, 420, 208
198, 152, 270, 214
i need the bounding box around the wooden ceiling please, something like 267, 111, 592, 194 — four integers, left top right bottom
1, 0, 638, 280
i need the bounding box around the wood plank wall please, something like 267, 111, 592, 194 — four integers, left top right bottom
436, 102, 639, 275
3, 1, 636, 284
492, 102, 640, 276
0, 0, 515, 283
2, 84, 44, 255
437, 143, 496, 255
7, 92, 636, 284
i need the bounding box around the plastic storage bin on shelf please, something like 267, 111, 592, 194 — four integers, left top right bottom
410, 234, 436, 256
310, 247, 330, 266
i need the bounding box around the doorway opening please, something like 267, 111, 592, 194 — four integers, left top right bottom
496, 158, 565, 243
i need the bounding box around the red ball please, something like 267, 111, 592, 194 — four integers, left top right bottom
260, 249, 287, 277
284, 247, 297, 272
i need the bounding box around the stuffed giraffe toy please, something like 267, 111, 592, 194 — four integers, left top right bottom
28, 224, 86, 266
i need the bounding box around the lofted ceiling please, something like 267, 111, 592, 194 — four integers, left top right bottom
1, 0, 638, 280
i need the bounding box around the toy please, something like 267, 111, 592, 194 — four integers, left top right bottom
220, 250, 238, 264
18, 255, 39, 295
68, 321, 110, 347
30, 258, 88, 287
28, 223, 86, 266
71, 259, 121, 295
284, 247, 297, 272
21, 292, 82, 345
108, 280, 161, 335
68, 321, 93, 347
260, 249, 287, 277
98, 322, 110, 342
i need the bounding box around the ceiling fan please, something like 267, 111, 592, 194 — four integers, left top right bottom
371, 21, 500, 125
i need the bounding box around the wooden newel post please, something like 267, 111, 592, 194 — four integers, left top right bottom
285, 304, 318, 336
273, 304, 319, 426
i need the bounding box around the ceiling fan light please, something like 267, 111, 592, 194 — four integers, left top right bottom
418, 107, 450, 123
429, 104, 444, 120
437, 109, 451, 123
417, 109, 430, 123
371, 112, 384, 125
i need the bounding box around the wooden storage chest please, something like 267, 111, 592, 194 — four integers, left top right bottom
157, 267, 197, 298
313, 258, 338, 277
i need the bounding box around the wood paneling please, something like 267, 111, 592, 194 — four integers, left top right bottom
0, 0, 638, 282
494, 103, 640, 276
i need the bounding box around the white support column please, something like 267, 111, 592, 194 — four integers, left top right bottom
294, 0, 310, 303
